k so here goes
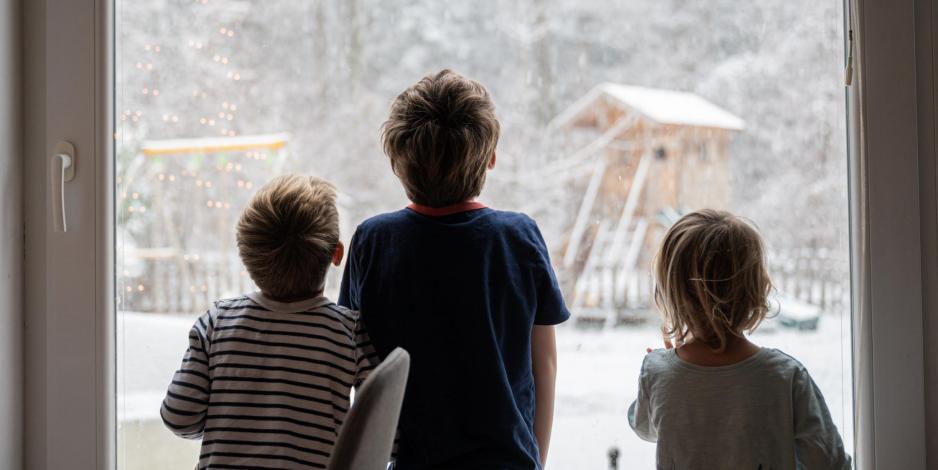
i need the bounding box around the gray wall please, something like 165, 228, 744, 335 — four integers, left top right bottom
916, 0, 938, 466
0, 0, 21, 467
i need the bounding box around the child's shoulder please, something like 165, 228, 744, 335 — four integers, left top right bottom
640, 347, 807, 376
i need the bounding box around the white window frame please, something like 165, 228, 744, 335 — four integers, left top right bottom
20, 0, 934, 468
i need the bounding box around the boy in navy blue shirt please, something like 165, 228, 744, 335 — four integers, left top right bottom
339, 69, 570, 470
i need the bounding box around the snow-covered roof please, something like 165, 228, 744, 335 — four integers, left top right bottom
552, 83, 745, 131
141, 132, 289, 156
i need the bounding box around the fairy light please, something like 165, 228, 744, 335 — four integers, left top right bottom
204, 181, 212, 188
168, 174, 176, 182
132, 192, 139, 199
196, 179, 204, 187
199, 117, 207, 125
152, 89, 160, 96
206, 200, 214, 208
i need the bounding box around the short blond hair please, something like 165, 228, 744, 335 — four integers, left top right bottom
236, 174, 339, 301
382, 69, 500, 207
654, 209, 773, 351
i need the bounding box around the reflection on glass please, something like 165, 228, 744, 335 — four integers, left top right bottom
116, 1, 851, 468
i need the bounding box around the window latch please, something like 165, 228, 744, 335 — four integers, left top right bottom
50, 141, 76, 232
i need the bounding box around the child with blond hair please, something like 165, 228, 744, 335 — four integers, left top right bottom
629, 209, 851, 469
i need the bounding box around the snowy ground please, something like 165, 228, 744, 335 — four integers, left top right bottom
117, 312, 853, 470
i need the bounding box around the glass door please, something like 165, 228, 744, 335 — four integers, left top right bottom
115, 1, 854, 468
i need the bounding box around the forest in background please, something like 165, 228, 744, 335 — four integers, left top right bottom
115, 0, 848, 313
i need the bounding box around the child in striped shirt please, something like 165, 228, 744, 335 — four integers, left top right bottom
161, 174, 378, 470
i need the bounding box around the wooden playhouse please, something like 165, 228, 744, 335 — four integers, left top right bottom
552, 83, 744, 324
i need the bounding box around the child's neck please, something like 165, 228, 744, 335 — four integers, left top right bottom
675, 336, 761, 367
261, 290, 323, 304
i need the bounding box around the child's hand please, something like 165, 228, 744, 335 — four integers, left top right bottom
647, 327, 679, 353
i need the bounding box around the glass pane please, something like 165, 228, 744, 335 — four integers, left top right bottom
115, 1, 852, 468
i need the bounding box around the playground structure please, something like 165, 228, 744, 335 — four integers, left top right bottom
118, 133, 292, 313
551, 83, 745, 324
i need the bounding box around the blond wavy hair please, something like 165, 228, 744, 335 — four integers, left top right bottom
236, 174, 339, 301
654, 209, 773, 351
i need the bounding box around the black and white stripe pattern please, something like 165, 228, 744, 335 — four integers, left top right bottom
161, 293, 378, 470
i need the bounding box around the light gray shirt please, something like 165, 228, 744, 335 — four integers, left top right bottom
628, 347, 851, 470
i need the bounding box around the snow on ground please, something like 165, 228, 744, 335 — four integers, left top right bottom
548, 314, 854, 469
117, 311, 853, 470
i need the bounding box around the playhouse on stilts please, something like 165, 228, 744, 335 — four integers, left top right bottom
552, 83, 744, 325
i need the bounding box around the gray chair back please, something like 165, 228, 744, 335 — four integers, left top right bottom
328, 347, 410, 470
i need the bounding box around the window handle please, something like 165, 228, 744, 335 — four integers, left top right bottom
50, 141, 76, 233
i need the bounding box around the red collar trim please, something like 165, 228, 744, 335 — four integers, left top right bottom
406, 201, 488, 217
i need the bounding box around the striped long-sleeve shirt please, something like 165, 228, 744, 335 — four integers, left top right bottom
161, 292, 378, 470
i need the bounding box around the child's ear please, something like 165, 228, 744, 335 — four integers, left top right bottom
332, 241, 345, 266
487, 152, 497, 170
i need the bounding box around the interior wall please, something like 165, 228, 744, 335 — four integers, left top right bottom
918, 0, 938, 464
23, 0, 46, 467
0, 0, 22, 467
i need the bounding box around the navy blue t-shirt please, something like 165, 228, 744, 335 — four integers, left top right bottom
338, 205, 570, 470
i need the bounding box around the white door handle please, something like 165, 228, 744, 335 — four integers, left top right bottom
50, 141, 76, 232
